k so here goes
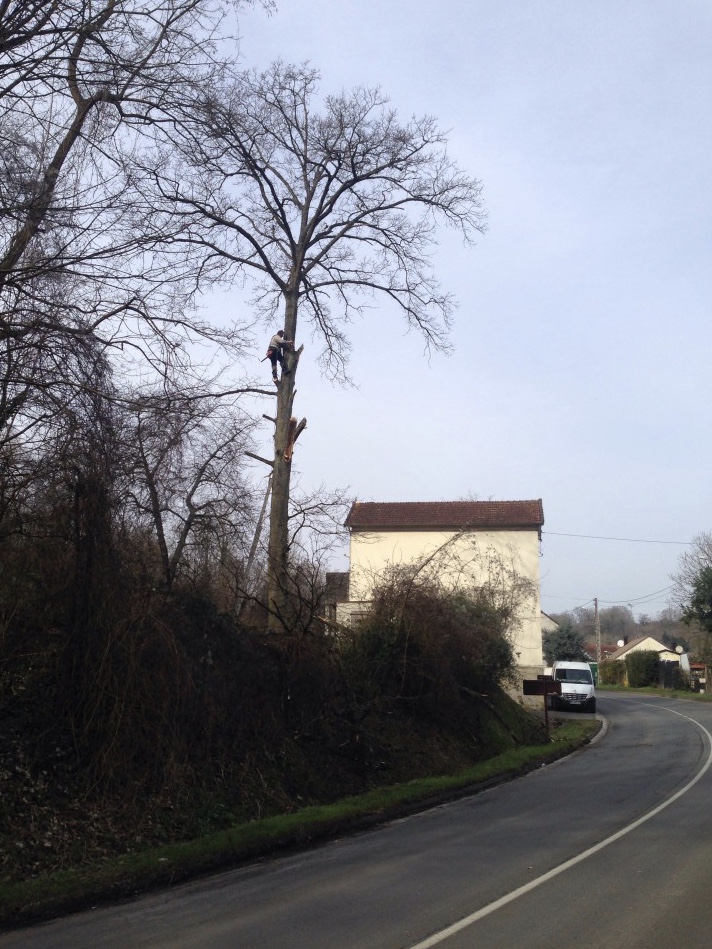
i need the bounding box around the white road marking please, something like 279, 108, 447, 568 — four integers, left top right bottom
407, 705, 712, 949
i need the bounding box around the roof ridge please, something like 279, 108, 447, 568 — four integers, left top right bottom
345, 499, 544, 530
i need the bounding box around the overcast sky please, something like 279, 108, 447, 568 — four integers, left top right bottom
220, 0, 711, 618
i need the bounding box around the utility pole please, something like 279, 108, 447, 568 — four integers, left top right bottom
594, 597, 601, 667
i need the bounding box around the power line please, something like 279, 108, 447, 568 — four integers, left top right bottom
543, 531, 691, 546
597, 584, 676, 605
557, 598, 594, 613
541, 594, 595, 606
542, 585, 676, 610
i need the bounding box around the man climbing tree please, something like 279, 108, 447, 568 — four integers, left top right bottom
265, 330, 293, 384
159, 62, 486, 630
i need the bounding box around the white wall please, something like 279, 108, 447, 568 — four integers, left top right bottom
348, 528, 543, 670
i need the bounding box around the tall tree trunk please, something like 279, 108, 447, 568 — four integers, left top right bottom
266, 289, 301, 631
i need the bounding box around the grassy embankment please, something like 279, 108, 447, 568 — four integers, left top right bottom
0, 718, 598, 930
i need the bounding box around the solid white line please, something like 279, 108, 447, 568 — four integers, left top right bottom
408, 705, 712, 949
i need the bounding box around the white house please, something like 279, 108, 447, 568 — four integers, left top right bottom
607, 635, 680, 663
335, 499, 545, 684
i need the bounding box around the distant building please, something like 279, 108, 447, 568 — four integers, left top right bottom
607, 635, 680, 664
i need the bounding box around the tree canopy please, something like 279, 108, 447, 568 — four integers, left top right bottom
673, 533, 712, 661
681, 565, 712, 634
151, 61, 486, 628
542, 619, 588, 664
2, 17, 488, 635
1, 0, 258, 420
157, 61, 486, 376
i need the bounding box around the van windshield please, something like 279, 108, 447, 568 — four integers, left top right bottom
555, 668, 593, 684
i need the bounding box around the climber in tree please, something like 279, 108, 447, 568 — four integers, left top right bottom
265, 330, 293, 383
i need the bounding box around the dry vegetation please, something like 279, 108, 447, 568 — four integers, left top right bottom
1, 578, 544, 884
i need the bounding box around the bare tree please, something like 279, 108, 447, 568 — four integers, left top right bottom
122, 391, 257, 592
672, 532, 712, 603
0, 308, 121, 548
1, 2, 275, 601
671, 533, 712, 665
159, 62, 486, 630
276, 485, 352, 634
236, 482, 352, 630
1, 1, 260, 407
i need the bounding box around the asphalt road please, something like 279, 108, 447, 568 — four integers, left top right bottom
3, 693, 712, 949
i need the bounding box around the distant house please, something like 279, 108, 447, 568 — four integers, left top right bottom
331, 499, 545, 682
607, 635, 680, 663
582, 642, 618, 662
541, 612, 560, 635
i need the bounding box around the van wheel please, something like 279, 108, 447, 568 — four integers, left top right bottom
587, 698, 597, 714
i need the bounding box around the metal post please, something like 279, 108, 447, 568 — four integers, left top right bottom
543, 689, 550, 738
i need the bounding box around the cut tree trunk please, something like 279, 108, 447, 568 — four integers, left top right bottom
266, 292, 301, 632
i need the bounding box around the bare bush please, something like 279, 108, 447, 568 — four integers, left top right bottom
341, 547, 530, 724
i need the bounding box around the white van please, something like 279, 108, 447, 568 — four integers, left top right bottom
550, 660, 596, 713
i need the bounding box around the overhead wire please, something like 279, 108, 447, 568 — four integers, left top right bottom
596, 584, 676, 606
542, 531, 691, 546
542, 531, 692, 612
543, 586, 676, 610
541, 527, 686, 606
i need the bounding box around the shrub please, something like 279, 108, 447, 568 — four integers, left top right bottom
340, 560, 522, 723
625, 650, 660, 688
599, 659, 626, 685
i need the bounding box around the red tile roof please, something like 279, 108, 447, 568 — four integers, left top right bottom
583, 642, 619, 661
345, 499, 544, 531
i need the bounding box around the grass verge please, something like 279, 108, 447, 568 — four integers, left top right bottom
0, 719, 599, 931
598, 686, 712, 702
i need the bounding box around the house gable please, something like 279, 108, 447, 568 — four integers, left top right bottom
341, 498, 545, 675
